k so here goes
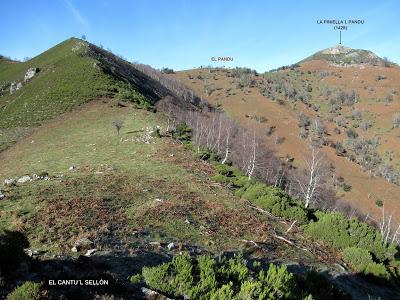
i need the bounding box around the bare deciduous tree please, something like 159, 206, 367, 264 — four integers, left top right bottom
378, 205, 400, 245
112, 120, 124, 136
295, 144, 329, 208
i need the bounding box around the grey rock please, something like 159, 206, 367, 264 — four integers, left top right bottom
17, 175, 31, 184
69, 165, 76, 171
0, 191, 4, 200
73, 237, 94, 251
167, 242, 175, 251
85, 249, 97, 257
71, 246, 78, 253
4, 178, 16, 186
24, 67, 38, 82
9, 82, 17, 94
141, 287, 173, 300
32, 173, 49, 181
16, 82, 22, 90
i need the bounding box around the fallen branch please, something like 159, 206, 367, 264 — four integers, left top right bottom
246, 204, 276, 219
285, 220, 297, 234
272, 233, 310, 252
272, 233, 294, 245
241, 239, 261, 248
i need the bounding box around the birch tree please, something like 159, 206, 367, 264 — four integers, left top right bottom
378, 204, 400, 245
296, 144, 328, 208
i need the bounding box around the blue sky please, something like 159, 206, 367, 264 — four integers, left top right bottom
1, 0, 399, 72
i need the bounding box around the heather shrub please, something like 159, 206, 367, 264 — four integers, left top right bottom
7, 281, 42, 300
342, 247, 389, 278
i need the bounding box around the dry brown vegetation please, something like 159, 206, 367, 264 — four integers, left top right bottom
172, 62, 400, 226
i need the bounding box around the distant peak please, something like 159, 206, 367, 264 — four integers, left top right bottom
301, 45, 388, 67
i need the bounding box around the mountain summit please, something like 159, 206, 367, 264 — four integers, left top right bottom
301, 45, 391, 67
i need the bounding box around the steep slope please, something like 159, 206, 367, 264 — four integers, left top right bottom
0, 38, 200, 151
173, 48, 400, 225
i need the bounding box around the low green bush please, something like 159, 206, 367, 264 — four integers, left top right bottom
173, 122, 192, 142
235, 183, 309, 224
304, 213, 396, 262
342, 247, 389, 278
211, 174, 232, 184
7, 281, 42, 300
213, 164, 234, 177
141, 252, 302, 299
233, 176, 254, 189
196, 149, 211, 161
117, 85, 153, 110
129, 274, 142, 285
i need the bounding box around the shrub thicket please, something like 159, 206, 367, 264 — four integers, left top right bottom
180, 123, 399, 280
342, 247, 389, 278
304, 212, 396, 262
139, 252, 306, 299
236, 183, 309, 224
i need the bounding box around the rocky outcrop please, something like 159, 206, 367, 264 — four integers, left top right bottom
17, 175, 31, 184
9, 82, 23, 94
24, 67, 39, 82
4, 178, 16, 186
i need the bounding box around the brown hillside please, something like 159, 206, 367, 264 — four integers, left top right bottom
173, 61, 400, 224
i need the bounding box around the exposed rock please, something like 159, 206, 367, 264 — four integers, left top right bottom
149, 241, 160, 247
4, 178, 16, 186
16, 82, 22, 90
32, 173, 49, 181
322, 45, 352, 55
71, 246, 78, 253
85, 249, 97, 257
9, 82, 17, 94
167, 242, 175, 251
24, 67, 38, 82
73, 237, 94, 251
141, 287, 173, 300
17, 175, 31, 184
69, 165, 76, 171
0, 190, 4, 200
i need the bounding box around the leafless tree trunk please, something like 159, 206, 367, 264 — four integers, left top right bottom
295, 144, 327, 208
378, 205, 400, 245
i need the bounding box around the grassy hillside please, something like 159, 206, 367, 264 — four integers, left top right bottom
1, 102, 296, 254
0, 101, 349, 298
1, 40, 399, 298
0, 38, 137, 151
